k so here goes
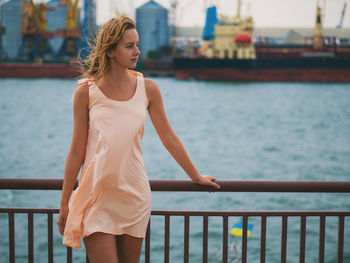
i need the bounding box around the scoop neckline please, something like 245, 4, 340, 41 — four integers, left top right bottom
93, 75, 139, 103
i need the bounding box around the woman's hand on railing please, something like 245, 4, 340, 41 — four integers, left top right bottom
57, 205, 69, 235
192, 175, 221, 190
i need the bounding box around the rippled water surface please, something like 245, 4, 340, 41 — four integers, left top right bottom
1, 78, 350, 262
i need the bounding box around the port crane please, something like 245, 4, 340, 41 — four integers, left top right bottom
170, 0, 201, 56
313, 2, 324, 51
56, 0, 80, 59
110, 0, 129, 17
0, 0, 7, 59
336, 2, 347, 29
17, 0, 55, 60
0, 25, 5, 59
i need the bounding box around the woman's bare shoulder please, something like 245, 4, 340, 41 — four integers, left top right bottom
144, 78, 161, 103
144, 78, 159, 93
72, 79, 90, 106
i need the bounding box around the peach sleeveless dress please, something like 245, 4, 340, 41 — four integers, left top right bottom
63, 70, 152, 248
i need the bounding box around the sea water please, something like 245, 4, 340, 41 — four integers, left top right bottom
0, 78, 349, 262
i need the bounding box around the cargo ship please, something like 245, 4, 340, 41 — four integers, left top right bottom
0, 61, 81, 78
173, 2, 350, 82
173, 52, 350, 82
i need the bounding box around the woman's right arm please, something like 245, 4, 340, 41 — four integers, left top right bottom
57, 82, 89, 235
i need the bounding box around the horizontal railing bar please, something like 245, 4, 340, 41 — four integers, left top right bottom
1, 178, 350, 192
0, 208, 60, 213
0, 178, 76, 190
1, 208, 350, 216
151, 210, 350, 216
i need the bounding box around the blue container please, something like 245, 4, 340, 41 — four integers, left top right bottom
202, 6, 218, 41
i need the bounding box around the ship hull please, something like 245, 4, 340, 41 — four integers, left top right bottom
173, 58, 350, 82
0, 62, 81, 79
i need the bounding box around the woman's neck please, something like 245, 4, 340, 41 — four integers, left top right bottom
100, 64, 132, 88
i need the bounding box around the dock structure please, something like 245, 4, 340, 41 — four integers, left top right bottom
141, 69, 175, 78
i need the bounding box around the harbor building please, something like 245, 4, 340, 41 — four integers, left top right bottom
1, 0, 22, 59
46, 0, 67, 54
136, 0, 170, 60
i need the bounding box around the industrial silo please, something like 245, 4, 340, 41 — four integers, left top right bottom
1, 0, 22, 59
46, 0, 67, 54
83, 0, 97, 37
136, 0, 169, 60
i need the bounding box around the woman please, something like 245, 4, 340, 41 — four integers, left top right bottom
57, 16, 220, 263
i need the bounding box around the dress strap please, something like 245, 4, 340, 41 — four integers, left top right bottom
128, 70, 143, 77
76, 78, 95, 110
135, 73, 148, 108
77, 78, 90, 86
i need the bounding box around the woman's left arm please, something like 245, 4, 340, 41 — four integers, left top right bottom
145, 79, 220, 190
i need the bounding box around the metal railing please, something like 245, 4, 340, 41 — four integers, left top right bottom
0, 178, 349, 263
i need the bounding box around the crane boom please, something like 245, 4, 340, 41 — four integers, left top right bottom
336, 2, 347, 29
57, 0, 80, 37
56, 0, 80, 58
18, 0, 55, 60
21, 0, 54, 35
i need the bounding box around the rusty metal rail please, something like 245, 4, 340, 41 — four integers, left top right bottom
0, 178, 349, 263
1, 178, 350, 192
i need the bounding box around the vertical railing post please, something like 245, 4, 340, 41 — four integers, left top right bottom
48, 212, 53, 263
184, 215, 190, 263
299, 216, 306, 263
319, 216, 326, 263
164, 215, 170, 263
145, 219, 151, 263
28, 212, 34, 263
222, 216, 228, 263
242, 216, 248, 263
281, 216, 288, 263
202, 215, 208, 263
9, 212, 15, 263
260, 215, 267, 263
67, 247, 72, 263
337, 216, 344, 263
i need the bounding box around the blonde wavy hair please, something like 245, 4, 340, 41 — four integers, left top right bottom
69, 16, 136, 102
80, 15, 136, 82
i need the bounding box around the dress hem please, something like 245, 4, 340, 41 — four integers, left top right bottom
63, 230, 147, 248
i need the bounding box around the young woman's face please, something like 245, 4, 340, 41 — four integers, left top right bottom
108, 28, 141, 68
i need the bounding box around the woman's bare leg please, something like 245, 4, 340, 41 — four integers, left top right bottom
83, 232, 118, 263
115, 234, 144, 263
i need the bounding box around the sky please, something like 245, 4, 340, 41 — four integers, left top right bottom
96, 0, 350, 28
